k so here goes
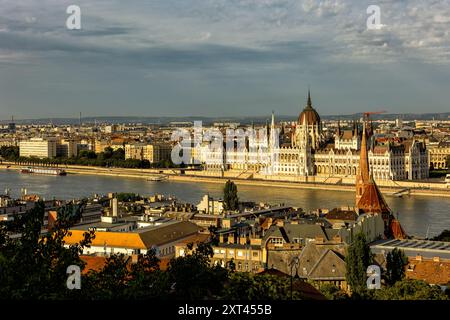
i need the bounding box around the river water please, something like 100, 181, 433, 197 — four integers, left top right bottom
0, 169, 449, 238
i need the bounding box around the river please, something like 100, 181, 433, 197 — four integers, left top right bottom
0, 169, 449, 238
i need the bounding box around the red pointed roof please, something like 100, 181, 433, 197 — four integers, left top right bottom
390, 219, 407, 239
356, 177, 391, 215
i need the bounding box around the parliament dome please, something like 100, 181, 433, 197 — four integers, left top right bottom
298, 91, 321, 125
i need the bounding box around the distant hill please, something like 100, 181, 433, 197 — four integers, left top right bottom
1, 112, 449, 125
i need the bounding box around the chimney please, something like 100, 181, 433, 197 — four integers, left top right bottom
112, 198, 118, 217
415, 255, 422, 262
433, 256, 440, 262
315, 236, 324, 244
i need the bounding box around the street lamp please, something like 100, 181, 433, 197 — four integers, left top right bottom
290, 256, 300, 300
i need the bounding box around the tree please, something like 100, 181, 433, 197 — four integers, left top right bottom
166, 242, 228, 300
222, 273, 294, 300
432, 229, 450, 242
374, 279, 448, 300
319, 283, 349, 300
385, 248, 408, 286
345, 232, 373, 296
223, 180, 239, 211
0, 201, 94, 299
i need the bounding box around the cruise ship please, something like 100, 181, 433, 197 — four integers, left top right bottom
20, 167, 67, 176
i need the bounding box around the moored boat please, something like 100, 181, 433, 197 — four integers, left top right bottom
20, 166, 67, 176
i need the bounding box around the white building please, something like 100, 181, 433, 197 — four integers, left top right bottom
196, 194, 224, 215
201, 92, 429, 182
19, 138, 58, 159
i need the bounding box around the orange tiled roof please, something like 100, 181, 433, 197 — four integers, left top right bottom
65, 230, 146, 249
406, 258, 450, 285
80, 255, 172, 273
80, 255, 107, 274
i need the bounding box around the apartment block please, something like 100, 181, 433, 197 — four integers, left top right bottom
19, 138, 57, 159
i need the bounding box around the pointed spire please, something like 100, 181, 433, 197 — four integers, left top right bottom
306, 88, 312, 109
337, 119, 341, 136
359, 122, 370, 183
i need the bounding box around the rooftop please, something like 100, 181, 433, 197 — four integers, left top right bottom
371, 239, 450, 260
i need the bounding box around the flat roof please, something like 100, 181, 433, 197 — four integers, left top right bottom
371, 239, 450, 260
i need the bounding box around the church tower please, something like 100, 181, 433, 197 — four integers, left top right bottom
355, 122, 370, 206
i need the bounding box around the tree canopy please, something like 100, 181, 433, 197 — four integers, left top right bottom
345, 232, 373, 296
223, 180, 239, 211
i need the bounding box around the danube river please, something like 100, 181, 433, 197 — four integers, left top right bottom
1, 169, 449, 238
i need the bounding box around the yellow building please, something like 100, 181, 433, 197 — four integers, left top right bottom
19, 138, 57, 158
125, 143, 171, 163
428, 143, 450, 169
175, 236, 266, 273
57, 139, 78, 158
94, 140, 124, 153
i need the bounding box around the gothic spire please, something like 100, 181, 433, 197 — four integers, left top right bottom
306, 89, 312, 109
359, 122, 370, 183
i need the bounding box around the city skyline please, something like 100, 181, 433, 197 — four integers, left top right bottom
1, 0, 450, 118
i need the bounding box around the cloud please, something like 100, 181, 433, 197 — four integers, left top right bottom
0, 0, 450, 118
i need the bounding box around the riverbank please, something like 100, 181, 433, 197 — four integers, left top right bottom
2, 162, 450, 198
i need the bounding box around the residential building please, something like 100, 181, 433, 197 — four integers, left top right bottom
125, 143, 172, 163
196, 194, 224, 215
19, 137, 58, 158
428, 141, 450, 169
64, 220, 202, 258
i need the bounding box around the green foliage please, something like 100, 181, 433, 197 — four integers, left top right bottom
0, 146, 19, 161
374, 279, 448, 300
115, 193, 142, 202
385, 248, 408, 286
223, 180, 239, 211
8, 146, 176, 169
319, 283, 349, 300
345, 232, 373, 296
167, 242, 228, 299
222, 273, 295, 300
432, 230, 450, 242
0, 201, 94, 299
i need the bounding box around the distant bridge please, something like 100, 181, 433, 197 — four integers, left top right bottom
390, 188, 410, 197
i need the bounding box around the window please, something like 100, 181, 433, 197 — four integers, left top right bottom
252, 252, 259, 257
237, 251, 244, 257
271, 237, 283, 245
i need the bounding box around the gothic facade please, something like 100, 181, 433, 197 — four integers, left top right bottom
201, 92, 429, 181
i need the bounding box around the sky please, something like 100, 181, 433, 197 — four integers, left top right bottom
0, 0, 450, 119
